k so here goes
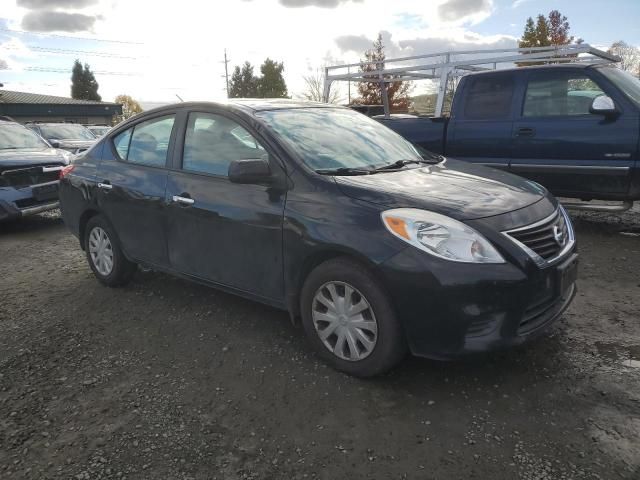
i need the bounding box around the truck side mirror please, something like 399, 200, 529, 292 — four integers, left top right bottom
589, 95, 617, 117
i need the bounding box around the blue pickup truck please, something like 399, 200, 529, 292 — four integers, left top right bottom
377, 64, 640, 204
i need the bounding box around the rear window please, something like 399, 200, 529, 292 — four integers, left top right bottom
463, 75, 514, 120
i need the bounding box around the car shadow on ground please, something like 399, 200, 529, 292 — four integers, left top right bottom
128, 265, 573, 394
0, 210, 64, 236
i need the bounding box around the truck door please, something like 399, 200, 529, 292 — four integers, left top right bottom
445, 73, 516, 171
510, 68, 635, 199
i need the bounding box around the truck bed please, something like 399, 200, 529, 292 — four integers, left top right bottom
374, 115, 447, 155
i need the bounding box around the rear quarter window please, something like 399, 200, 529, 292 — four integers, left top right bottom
113, 128, 132, 159
463, 75, 515, 120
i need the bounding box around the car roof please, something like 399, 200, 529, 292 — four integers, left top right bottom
140, 99, 341, 118
468, 62, 608, 77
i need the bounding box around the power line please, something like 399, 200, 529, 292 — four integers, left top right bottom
0, 24, 144, 45
2, 44, 139, 59
12, 67, 137, 76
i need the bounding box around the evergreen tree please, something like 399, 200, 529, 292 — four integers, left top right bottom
258, 58, 288, 98
229, 62, 259, 98
354, 33, 411, 111
70, 59, 101, 101
519, 17, 537, 48
518, 11, 575, 66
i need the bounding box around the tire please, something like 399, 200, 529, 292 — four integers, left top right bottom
300, 257, 407, 377
84, 214, 136, 287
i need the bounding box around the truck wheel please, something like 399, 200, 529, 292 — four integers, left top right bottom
300, 258, 406, 377
84, 215, 136, 287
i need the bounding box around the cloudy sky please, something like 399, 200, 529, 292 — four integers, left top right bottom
0, 0, 639, 105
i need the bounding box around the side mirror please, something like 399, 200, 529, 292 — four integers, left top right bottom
589, 95, 617, 116
228, 157, 272, 184
49, 139, 61, 148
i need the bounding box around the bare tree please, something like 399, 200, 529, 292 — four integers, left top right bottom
300, 67, 342, 104
608, 41, 640, 76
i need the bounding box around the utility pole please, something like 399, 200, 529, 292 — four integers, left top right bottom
222, 49, 230, 98
347, 66, 351, 104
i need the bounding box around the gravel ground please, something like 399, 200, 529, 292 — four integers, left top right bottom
1, 207, 639, 480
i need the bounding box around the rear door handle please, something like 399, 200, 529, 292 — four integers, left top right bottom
97, 182, 113, 190
172, 195, 195, 206
516, 127, 536, 137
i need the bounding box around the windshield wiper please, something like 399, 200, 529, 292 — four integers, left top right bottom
315, 167, 375, 176
373, 158, 441, 172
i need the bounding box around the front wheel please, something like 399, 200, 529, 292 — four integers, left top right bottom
300, 258, 406, 377
84, 215, 136, 287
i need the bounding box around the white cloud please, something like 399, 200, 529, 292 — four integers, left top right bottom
1, 0, 516, 102
438, 0, 494, 25
511, 0, 532, 8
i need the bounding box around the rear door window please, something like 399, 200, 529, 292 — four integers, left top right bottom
112, 115, 175, 167
463, 75, 515, 120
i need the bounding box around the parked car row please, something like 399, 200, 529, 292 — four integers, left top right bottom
0, 118, 73, 221
0, 119, 112, 221
58, 100, 578, 377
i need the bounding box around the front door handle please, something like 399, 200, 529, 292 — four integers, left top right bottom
516, 127, 536, 137
172, 195, 195, 206
97, 182, 113, 190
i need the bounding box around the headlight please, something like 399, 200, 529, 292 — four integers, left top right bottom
381, 208, 505, 263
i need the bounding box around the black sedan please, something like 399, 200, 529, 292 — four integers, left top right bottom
59, 100, 578, 377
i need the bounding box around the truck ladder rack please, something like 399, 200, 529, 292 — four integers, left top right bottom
323, 44, 620, 117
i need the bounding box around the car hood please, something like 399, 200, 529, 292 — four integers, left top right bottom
333, 158, 548, 220
0, 148, 70, 169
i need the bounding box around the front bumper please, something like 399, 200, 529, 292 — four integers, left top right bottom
0, 181, 60, 221
379, 246, 578, 359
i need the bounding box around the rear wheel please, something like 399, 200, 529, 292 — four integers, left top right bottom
300, 258, 406, 377
84, 215, 136, 287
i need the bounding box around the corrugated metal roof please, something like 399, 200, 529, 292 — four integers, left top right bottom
0, 89, 119, 106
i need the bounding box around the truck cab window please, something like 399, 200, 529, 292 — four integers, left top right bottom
523, 72, 605, 117
463, 75, 514, 120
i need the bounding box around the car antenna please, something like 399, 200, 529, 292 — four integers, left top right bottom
175, 94, 184, 102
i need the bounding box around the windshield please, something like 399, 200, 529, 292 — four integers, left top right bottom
598, 67, 640, 107
0, 122, 49, 150
256, 107, 422, 171
40, 124, 96, 141
88, 126, 110, 136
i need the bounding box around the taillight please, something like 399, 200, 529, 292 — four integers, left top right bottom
59, 164, 75, 179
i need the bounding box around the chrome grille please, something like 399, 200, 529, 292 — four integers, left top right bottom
504, 207, 574, 265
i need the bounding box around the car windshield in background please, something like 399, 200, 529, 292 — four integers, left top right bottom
40, 124, 96, 141
256, 107, 422, 172
598, 66, 640, 107
88, 126, 110, 136
0, 123, 49, 150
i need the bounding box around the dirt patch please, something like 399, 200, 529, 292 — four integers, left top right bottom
1, 209, 639, 479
